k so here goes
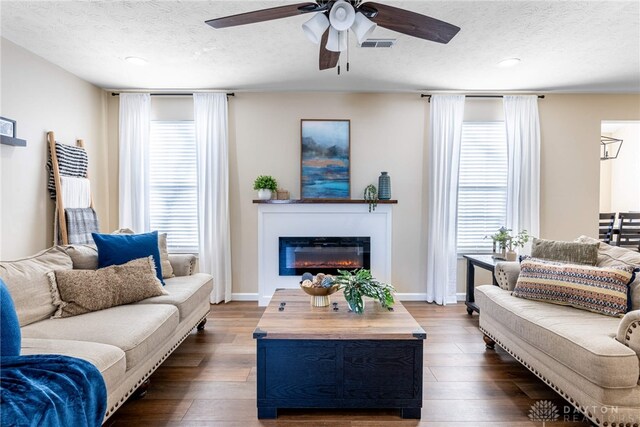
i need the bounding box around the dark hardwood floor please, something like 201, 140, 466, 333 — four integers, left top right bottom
106, 301, 593, 426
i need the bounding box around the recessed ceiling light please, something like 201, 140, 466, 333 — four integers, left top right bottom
498, 58, 521, 67
124, 56, 148, 66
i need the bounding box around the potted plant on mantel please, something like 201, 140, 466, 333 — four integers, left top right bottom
253, 175, 278, 200
333, 268, 395, 315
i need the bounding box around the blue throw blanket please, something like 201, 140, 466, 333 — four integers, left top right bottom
0, 354, 107, 427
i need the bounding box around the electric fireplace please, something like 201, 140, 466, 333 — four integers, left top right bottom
279, 236, 371, 276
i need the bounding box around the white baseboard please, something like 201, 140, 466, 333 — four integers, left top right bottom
394, 293, 466, 303
394, 293, 427, 301
231, 293, 259, 301
230, 292, 467, 303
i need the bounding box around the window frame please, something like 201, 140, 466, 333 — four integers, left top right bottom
149, 120, 199, 254
456, 121, 508, 255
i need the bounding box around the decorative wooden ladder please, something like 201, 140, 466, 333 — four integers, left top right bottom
47, 131, 93, 245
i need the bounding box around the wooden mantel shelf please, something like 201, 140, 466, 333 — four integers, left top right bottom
253, 199, 398, 204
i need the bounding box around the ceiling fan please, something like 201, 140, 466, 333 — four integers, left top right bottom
205, 1, 460, 72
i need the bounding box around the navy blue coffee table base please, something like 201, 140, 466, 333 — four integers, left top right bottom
254, 338, 424, 419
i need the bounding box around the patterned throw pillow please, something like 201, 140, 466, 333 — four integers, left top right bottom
48, 256, 167, 318
513, 258, 635, 317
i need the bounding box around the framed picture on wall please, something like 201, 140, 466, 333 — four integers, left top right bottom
0, 117, 16, 138
300, 119, 350, 199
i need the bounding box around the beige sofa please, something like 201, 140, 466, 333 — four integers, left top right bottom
0, 245, 213, 422
476, 237, 640, 427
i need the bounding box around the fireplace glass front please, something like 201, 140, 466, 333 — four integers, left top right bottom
279, 236, 371, 276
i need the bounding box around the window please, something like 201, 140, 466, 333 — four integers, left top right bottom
149, 121, 198, 253
456, 122, 508, 253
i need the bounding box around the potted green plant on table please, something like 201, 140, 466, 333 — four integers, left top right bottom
253, 175, 278, 200
488, 227, 530, 261
505, 229, 530, 261
333, 268, 395, 314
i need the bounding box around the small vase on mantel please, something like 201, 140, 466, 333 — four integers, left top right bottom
378, 172, 391, 200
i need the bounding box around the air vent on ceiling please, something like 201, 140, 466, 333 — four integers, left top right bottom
359, 39, 397, 48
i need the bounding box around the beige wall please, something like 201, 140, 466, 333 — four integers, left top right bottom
4, 41, 639, 297
104, 92, 640, 297
0, 39, 109, 260
538, 95, 640, 242
228, 93, 429, 295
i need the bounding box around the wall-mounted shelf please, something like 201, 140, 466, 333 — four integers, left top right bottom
253, 199, 398, 204
1, 136, 27, 146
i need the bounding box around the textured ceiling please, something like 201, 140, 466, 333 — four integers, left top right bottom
1, 1, 639, 92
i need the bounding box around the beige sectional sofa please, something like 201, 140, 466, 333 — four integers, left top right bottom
0, 245, 213, 422
476, 237, 640, 427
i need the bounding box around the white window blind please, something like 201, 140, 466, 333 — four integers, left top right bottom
456, 122, 508, 253
149, 121, 198, 253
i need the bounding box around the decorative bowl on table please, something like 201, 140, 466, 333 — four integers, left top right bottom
300, 273, 340, 307
300, 284, 340, 307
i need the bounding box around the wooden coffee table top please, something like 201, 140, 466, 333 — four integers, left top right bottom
254, 289, 426, 340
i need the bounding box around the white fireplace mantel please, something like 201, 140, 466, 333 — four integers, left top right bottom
257, 203, 393, 306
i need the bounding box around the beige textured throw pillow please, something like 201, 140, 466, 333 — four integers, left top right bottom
0, 247, 73, 326
62, 244, 99, 270
157, 233, 174, 279
49, 256, 168, 318
112, 228, 174, 279
531, 238, 599, 266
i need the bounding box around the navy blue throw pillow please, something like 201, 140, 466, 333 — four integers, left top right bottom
92, 231, 164, 285
0, 278, 21, 356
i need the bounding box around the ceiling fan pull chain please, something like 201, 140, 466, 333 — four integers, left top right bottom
338, 31, 342, 75
347, 30, 350, 72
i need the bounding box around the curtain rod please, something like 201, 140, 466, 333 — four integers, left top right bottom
421, 94, 544, 102
111, 92, 235, 97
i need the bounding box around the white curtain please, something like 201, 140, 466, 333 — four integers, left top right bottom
119, 93, 151, 233
426, 95, 466, 305
193, 93, 232, 304
504, 95, 541, 240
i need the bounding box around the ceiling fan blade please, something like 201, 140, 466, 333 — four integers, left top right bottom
206, 3, 320, 29
364, 2, 460, 44
319, 28, 340, 70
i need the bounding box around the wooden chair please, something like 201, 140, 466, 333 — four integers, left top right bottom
617, 212, 640, 251
599, 212, 616, 244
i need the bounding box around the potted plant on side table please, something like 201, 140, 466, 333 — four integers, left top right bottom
333, 268, 396, 314
505, 230, 530, 261
489, 227, 530, 261
253, 175, 278, 200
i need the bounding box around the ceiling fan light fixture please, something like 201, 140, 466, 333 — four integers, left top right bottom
326, 27, 347, 52
124, 56, 148, 66
498, 58, 521, 67
302, 13, 330, 44
351, 12, 377, 44
329, 0, 356, 31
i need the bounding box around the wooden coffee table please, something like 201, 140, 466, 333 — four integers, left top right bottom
253, 289, 427, 419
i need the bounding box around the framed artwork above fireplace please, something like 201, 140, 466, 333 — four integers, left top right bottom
300, 119, 350, 199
